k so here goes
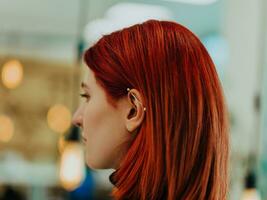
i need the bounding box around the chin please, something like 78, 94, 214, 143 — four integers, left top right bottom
85, 157, 98, 170
86, 157, 110, 170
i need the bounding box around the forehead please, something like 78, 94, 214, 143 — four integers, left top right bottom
83, 67, 104, 94
86, 68, 94, 82
83, 67, 97, 87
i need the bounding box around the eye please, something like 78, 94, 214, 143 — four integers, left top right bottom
80, 93, 90, 102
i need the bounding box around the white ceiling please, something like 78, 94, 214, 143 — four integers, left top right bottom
0, 0, 223, 63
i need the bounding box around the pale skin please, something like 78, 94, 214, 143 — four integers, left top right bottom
72, 67, 146, 170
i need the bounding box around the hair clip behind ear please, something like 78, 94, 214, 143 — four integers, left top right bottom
127, 88, 146, 112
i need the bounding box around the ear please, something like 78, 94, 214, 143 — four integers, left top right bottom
123, 89, 146, 133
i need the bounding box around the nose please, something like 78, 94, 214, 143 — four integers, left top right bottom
72, 109, 83, 128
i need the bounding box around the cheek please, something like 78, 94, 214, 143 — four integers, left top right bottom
83, 103, 107, 146
83, 104, 102, 134
82, 103, 128, 168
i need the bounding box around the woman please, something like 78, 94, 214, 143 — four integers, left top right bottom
72, 19, 229, 200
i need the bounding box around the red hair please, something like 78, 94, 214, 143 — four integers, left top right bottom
84, 19, 229, 200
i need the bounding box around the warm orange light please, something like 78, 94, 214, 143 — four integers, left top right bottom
241, 189, 261, 200
47, 104, 71, 134
59, 142, 85, 190
1, 60, 23, 89
58, 135, 67, 153
0, 115, 14, 142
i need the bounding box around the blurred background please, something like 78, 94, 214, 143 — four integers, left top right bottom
0, 0, 266, 199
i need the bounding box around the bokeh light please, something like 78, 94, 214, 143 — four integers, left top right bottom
58, 135, 67, 153
47, 104, 71, 134
1, 59, 23, 89
0, 115, 14, 143
59, 142, 85, 191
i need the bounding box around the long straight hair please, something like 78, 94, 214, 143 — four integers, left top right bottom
84, 19, 229, 200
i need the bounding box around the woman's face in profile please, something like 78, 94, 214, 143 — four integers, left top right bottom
72, 68, 131, 170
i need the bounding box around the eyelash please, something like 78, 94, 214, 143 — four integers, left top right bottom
80, 93, 90, 101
